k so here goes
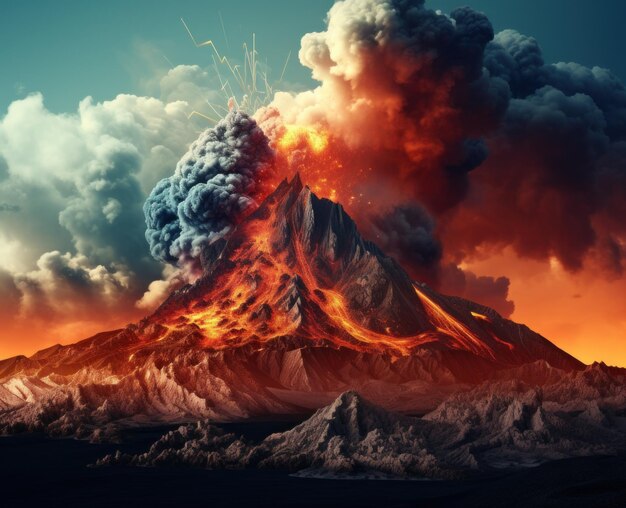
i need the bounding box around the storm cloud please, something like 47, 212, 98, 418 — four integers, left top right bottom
0, 72, 202, 351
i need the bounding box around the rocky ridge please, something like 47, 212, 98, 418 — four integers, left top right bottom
96, 381, 626, 478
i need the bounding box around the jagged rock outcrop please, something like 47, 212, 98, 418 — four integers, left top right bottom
96, 388, 626, 478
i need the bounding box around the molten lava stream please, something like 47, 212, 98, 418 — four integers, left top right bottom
290, 229, 432, 354
470, 312, 515, 352
158, 200, 463, 355
413, 286, 497, 359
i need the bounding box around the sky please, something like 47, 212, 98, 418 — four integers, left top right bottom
1, 0, 625, 365
3, 0, 626, 113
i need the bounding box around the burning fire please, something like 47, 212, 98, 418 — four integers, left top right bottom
277, 125, 329, 154
271, 124, 361, 209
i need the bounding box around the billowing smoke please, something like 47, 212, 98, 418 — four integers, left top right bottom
368, 203, 442, 281
367, 204, 515, 317
144, 111, 274, 265
254, 0, 517, 311
138, 0, 626, 318
443, 29, 626, 274
438, 263, 515, 318
247, 0, 626, 315
261, 0, 509, 212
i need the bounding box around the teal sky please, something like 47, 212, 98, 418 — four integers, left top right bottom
2, 0, 626, 113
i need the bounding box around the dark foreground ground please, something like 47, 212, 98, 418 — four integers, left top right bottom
1, 421, 625, 508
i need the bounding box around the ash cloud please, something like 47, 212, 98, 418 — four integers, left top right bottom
366, 204, 515, 317
264, 0, 510, 211
143, 111, 274, 265
439, 264, 515, 318
444, 25, 626, 273
258, 0, 626, 314
368, 203, 442, 279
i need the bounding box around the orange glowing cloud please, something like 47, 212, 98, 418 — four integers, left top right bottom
277, 125, 329, 155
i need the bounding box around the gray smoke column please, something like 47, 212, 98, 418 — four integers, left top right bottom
144, 111, 274, 265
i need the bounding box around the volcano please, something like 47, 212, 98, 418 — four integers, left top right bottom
0, 176, 592, 435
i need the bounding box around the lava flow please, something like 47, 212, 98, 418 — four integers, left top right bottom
157, 182, 431, 354
133, 174, 572, 367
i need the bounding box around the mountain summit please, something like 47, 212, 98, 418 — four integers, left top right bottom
149, 175, 580, 366
0, 176, 584, 433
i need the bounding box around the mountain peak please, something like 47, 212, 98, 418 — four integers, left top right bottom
266, 390, 407, 450
144, 176, 581, 371
334, 390, 362, 405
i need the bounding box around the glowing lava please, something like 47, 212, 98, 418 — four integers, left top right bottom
129, 175, 554, 368
414, 286, 497, 359
271, 124, 353, 209
158, 191, 431, 355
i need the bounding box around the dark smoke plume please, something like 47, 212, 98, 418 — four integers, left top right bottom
368, 203, 442, 279
144, 111, 274, 265
443, 24, 626, 273
266, 0, 626, 282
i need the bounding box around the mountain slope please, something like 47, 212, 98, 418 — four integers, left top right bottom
147, 174, 582, 367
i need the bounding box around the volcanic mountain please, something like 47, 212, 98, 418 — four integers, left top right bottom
0, 175, 587, 434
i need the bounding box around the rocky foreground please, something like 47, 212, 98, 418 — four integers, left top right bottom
96, 365, 626, 479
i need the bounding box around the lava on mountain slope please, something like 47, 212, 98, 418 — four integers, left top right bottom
132, 175, 581, 372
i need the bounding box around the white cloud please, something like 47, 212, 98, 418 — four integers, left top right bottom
0, 66, 221, 348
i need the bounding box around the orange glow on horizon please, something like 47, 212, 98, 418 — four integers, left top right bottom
462, 249, 626, 368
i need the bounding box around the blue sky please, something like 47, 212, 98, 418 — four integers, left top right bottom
3, 0, 626, 113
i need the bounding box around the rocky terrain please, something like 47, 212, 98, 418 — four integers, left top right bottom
96, 375, 626, 478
